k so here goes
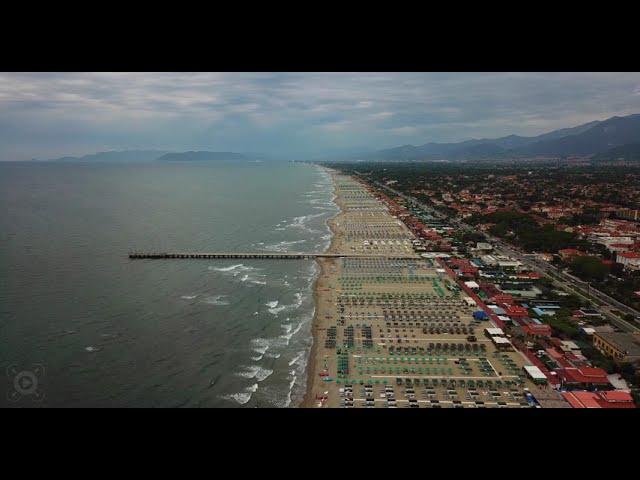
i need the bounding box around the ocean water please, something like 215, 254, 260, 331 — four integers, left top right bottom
0, 160, 338, 407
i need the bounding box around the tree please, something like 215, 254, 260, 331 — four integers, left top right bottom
569, 256, 610, 282
461, 231, 486, 244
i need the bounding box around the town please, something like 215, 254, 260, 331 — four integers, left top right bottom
319, 161, 640, 408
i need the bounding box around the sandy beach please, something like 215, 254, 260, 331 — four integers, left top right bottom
301, 170, 535, 408
301, 169, 344, 407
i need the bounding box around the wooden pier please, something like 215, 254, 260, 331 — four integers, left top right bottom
128, 252, 419, 260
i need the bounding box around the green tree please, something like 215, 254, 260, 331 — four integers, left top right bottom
569, 256, 610, 282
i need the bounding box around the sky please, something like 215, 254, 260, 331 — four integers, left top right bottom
2, 72, 640, 161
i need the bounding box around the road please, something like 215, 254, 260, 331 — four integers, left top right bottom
368, 178, 640, 334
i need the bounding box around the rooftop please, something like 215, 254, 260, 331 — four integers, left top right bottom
524, 365, 547, 380
562, 390, 635, 409
618, 251, 640, 259
485, 327, 504, 336
595, 332, 640, 357
558, 367, 610, 385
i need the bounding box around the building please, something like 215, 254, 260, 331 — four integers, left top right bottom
561, 390, 635, 409
532, 305, 560, 317
499, 284, 543, 299
556, 367, 611, 390
558, 249, 587, 261
504, 305, 529, 319
484, 327, 505, 338
472, 242, 493, 255
523, 365, 547, 384
593, 331, 640, 364
606, 242, 632, 253
521, 323, 553, 337
616, 251, 640, 270
464, 281, 480, 290
598, 236, 634, 250
490, 293, 515, 305
572, 308, 603, 320
616, 208, 640, 222
559, 340, 581, 353
491, 336, 513, 351
480, 254, 522, 271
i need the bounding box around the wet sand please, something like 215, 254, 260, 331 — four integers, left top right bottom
301, 171, 344, 407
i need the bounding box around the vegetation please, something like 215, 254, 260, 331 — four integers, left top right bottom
578, 341, 617, 373
468, 210, 587, 253
558, 207, 601, 226
569, 256, 610, 282
460, 231, 486, 244
591, 269, 640, 311
545, 310, 581, 339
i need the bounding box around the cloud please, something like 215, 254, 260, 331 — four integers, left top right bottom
1, 72, 640, 160
389, 126, 421, 136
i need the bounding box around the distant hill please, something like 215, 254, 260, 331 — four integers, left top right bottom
527, 120, 602, 144
156, 151, 249, 162
514, 114, 640, 156
359, 113, 640, 161
592, 142, 640, 162
46, 150, 170, 162
44, 150, 256, 163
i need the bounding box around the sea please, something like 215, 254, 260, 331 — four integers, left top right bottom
0, 160, 339, 407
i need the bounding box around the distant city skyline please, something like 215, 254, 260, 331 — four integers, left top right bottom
2, 72, 640, 161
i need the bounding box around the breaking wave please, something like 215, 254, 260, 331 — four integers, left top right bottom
223, 383, 259, 405
236, 365, 274, 382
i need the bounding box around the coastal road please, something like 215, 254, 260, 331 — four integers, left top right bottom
367, 178, 640, 334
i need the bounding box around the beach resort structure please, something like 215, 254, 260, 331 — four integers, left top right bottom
303, 173, 545, 408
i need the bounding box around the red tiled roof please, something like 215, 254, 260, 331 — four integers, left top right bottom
618, 252, 640, 259
544, 346, 576, 366
480, 284, 501, 297
545, 348, 563, 360
522, 324, 552, 337
558, 367, 610, 385
490, 294, 515, 305
505, 305, 529, 318
564, 351, 581, 362
562, 392, 602, 408
599, 391, 634, 403
562, 391, 635, 409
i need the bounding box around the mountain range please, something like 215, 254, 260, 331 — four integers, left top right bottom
359, 113, 640, 162
156, 151, 248, 162
44, 150, 172, 163
43, 150, 256, 163
592, 142, 640, 162
37, 113, 640, 164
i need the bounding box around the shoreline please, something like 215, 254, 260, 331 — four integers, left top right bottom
300, 166, 342, 407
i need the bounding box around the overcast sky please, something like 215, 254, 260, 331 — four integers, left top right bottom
2, 72, 640, 161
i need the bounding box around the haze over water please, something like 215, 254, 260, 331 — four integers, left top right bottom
0, 161, 337, 407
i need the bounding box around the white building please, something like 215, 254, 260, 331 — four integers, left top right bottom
472, 242, 494, 255
617, 252, 640, 270
480, 254, 522, 271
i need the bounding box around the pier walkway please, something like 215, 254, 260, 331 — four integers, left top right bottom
128, 252, 420, 260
